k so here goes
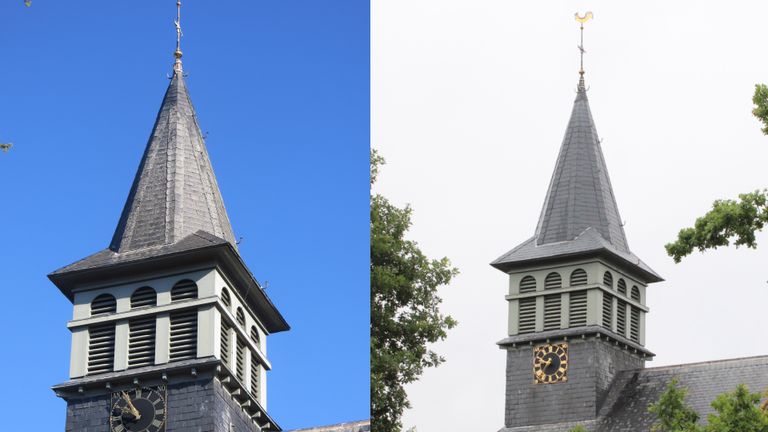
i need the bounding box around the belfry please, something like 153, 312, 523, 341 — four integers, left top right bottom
490, 13, 768, 431
49, 3, 288, 431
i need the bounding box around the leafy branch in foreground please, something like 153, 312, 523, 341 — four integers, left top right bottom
370, 149, 458, 432
665, 191, 768, 263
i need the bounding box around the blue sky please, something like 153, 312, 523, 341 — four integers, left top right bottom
0, 1, 369, 430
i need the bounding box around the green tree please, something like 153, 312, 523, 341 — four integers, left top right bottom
370, 149, 458, 432
666, 84, 768, 262
568, 425, 588, 432
648, 378, 701, 432
703, 385, 768, 432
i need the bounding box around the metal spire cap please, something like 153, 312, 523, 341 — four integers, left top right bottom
173, 1, 183, 73
575, 11, 593, 91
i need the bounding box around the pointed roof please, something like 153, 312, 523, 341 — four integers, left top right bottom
109, 71, 237, 253
492, 84, 662, 283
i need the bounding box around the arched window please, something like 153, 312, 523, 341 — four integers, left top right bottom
221, 288, 232, 308
519, 276, 537, 294
236, 307, 246, 328
631, 286, 641, 302
544, 272, 562, 290
91, 294, 116, 316
617, 279, 627, 296
570, 269, 588, 286
130, 286, 157, 308
250, 325, 261, 347
171, 280, 198, 302
603, 271, 613, 289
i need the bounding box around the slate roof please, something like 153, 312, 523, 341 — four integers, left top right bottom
287, 420, 370, 432
110, 70, 237, 253
492, 83, 661, 283
498, 355, 768, 432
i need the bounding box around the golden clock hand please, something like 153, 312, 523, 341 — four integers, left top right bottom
121, 391, 142, 420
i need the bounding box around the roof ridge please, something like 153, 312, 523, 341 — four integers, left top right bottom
642, 354, 768, 372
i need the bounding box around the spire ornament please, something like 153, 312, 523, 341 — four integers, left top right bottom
173, 1, 183, 73
575, 11, 593, 90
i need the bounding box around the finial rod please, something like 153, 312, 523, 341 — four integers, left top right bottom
574, 11, 593, 90
174, 1, 183, 73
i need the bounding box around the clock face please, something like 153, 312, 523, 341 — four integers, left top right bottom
110, 386, 167, 432
533, 343, 568, 384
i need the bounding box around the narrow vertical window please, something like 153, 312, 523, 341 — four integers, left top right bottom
250, 353, 261, 399
569, 291, 588, 327
616, 300, 627, 336
88, 323, 115, 374
519, 276, 536, 294
169, 309, 197, 361
221, 319, 232, 366
543, 294, 561, 330
630, 308, 641, 342
128, 316, 156, 368
602, 293, 613, 330
518, 298, 536, 334
236, 337, 246, 382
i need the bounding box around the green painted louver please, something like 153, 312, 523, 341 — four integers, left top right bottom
569, 291, 588, 327
169, 309, 197, 361
543, 294, 561, 330
128, 316, 156, 368
87, 323, 115, 374
518, 298, 536, 334
519, 276, 537, 294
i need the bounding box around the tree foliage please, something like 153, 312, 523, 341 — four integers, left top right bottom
370, 149, 458, 432
704, 385, 768, 432
666, 83, 768, 262
665, 191, 768, 263
568, 426, 588, 432
648, 378, 701, 432
649, 379, 768, 432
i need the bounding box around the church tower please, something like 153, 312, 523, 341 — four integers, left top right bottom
49, 4, 289, 431
491, 14, 662, 431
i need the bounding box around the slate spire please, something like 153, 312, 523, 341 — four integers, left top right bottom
534, 84, 629, 252
109, 69, 237, 253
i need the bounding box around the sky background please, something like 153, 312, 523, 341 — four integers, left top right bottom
373, 1, 768, 431
0, 1, 368, 430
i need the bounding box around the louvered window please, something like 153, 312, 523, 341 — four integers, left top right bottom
171, 280, 198, 302
569, 291, 588, 327
236, 307, 246, 328
617, 279, 627, 296
543, 294, 561, 330
544, 273, 562, 290
570, 269, 588, 286
91, 294, 116, 317
602, 293, 613, 330
518, 298, 536, 334
88, 323, 115, 374
128, 316, 156, 368
236, 337, 246, 382
221, 288, 231, 307
131, 287, 157, 308
250, 325, 261, 347
616, 300, 627, 336
630, 308, 640, 342
221, 319, 232, 366
519, 276, 536, 294
603, 271, 613, 289
169, 309, 197, 361
250, 353, 260, 399
631, 286, 641, 302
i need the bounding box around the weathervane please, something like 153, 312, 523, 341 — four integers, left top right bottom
574, 11, 593, 90
173, 1, 183, 73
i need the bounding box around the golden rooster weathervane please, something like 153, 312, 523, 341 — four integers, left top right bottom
574, 11, 593, 90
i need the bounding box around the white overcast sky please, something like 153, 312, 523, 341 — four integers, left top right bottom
372, 1, 768, 431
